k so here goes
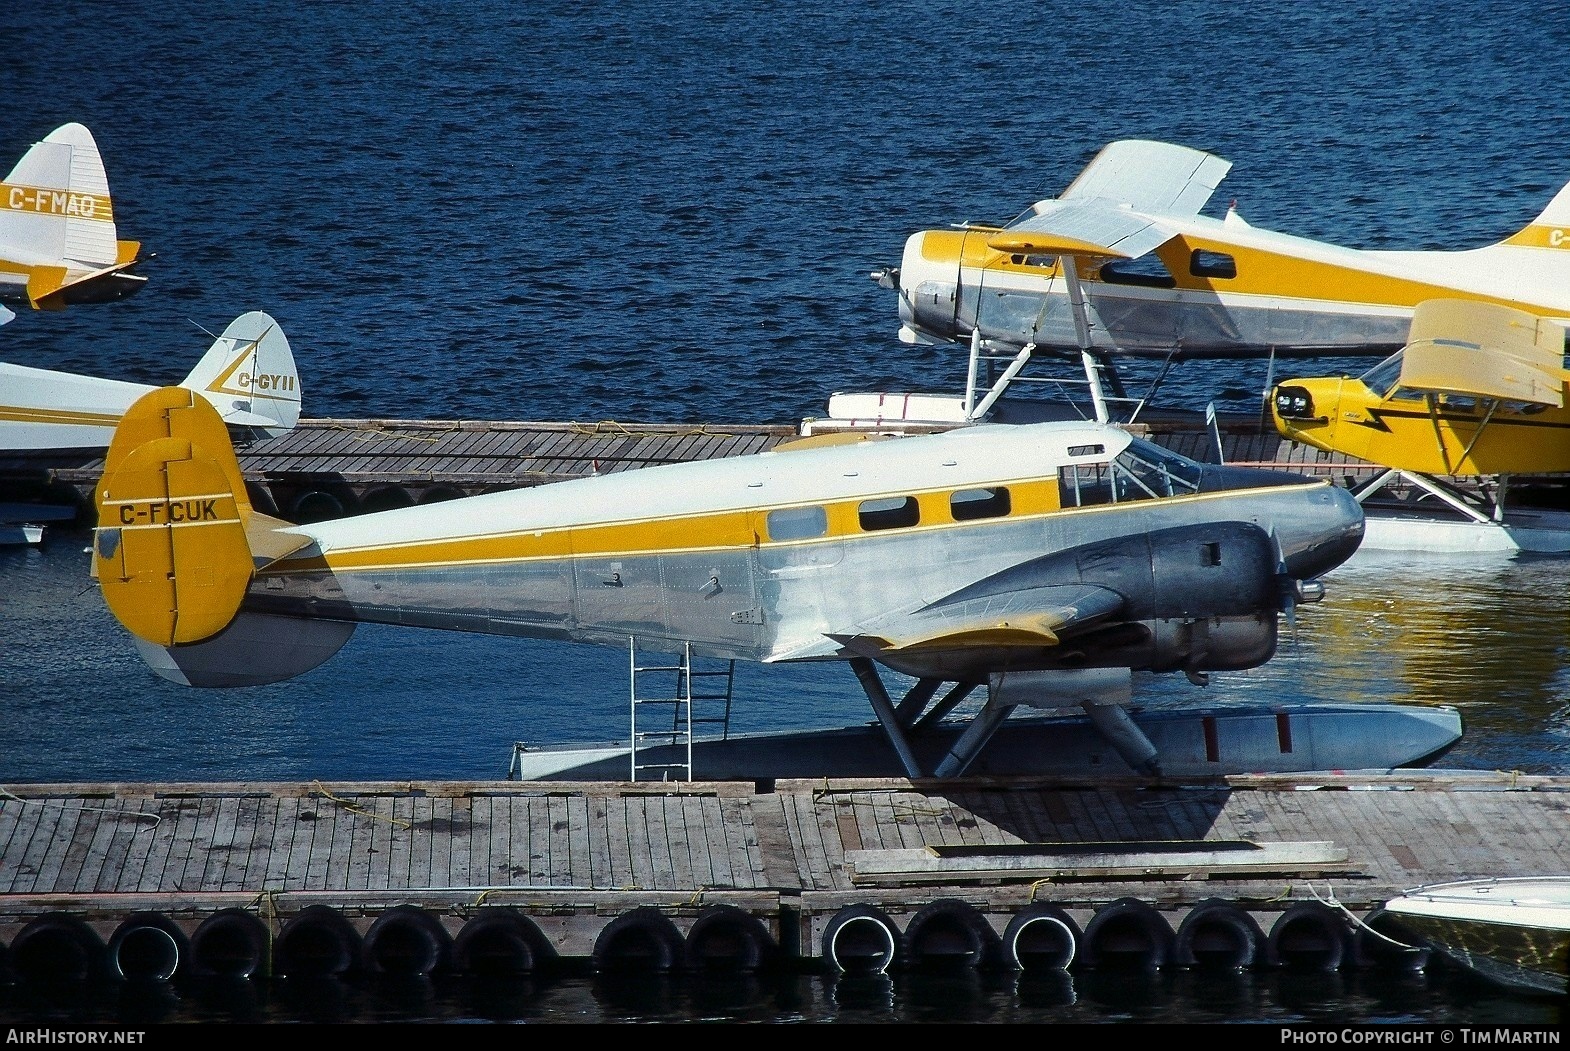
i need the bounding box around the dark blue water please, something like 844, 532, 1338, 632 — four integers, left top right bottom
2, 0, 1568, 1026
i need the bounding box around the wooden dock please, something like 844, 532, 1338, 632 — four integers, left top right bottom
0, 417, 798, 520
5, 407, 1569, 527
3, 770, 1568, 981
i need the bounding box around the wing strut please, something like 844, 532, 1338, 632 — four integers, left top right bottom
1061, 257, 1111, 423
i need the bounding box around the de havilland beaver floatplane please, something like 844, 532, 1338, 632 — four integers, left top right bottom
0, 122, 146, 311
1271, 298, 1570, 554
83, 384, 1463, 780
850, 138, 1570, 429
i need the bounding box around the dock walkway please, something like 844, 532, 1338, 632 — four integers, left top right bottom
2, 771, 1566, 979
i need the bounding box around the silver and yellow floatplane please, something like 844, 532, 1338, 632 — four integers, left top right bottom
88, 387, 1404, 779
860, 139, 1570, 428
1272, 298, 1570, 555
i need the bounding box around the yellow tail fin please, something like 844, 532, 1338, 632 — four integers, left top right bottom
92, 387, 258, 646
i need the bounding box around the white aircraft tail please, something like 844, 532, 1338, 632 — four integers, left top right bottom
1, 123, 143, 308
180, 311, 302, 437
1498, 178, 1570, 251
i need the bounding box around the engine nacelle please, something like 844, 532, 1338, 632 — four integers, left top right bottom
905, 521, 1288, 680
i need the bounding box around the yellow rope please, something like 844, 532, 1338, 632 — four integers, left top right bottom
309, 781, 413, 829
1026, 878, 1056, 902
0, 784, 160, 830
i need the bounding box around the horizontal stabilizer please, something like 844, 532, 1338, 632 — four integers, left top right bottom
133, 611, 355, 687
1399, 298, 1566, 407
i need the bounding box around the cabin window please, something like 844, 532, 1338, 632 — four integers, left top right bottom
951, 487, 1010, 521
1059, 463, 1116, 507
1190, 250, 1237, 279
1099, 255, 1176, 289
766, 505, 827, 541
858, 495, 920, 531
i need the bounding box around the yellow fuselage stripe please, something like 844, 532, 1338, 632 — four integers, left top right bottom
274, 479, 1305, 576
0, 406, 121, 426
932, 229, 1568, 316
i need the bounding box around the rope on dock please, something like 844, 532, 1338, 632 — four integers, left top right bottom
309, 780, 414, 829
0, 784, 161, 830
1304, 880, 1424, 953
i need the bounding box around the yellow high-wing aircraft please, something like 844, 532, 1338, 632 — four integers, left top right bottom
0, 123, 146, 311
872, 139, 1570, 423
1271, 298, 1570, 553
88, 385, 1365, 779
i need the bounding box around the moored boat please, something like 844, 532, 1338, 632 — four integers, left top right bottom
1377, 876, 1570, 997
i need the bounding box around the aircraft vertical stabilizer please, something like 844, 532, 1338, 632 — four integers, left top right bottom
180, 311, 303, 435
0, 123, 146, 309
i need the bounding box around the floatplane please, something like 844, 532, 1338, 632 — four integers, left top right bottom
855, 138, 1570, 429
0, 122, 146, 311
0, 311, 299, 544
1271, 298, 1570, 554
83, 384, 1463, 780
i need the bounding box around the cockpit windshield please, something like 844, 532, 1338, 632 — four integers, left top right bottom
1359, 351, 1405, 398
1058, 437, 1208, 507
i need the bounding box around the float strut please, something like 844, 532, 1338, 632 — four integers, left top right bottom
849, 657, 925, 779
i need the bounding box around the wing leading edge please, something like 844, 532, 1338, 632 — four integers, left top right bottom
829, 582, 1125, 655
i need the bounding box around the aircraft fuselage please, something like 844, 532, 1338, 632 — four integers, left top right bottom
244, 423, 1364, 682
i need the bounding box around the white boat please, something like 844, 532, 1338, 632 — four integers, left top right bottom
1378, 876, 1570, 997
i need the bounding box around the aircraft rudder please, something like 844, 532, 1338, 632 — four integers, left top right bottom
2, 122, 130, 308
1500, 180, 1570, 249
93, 387, 257, 648
183, 311, 302, 434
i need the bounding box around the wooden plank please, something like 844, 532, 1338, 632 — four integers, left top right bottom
233, 796, 279, 892
599, 791, 632, 890
111, 798, 166, 895
16, 796, 80, 894
158, 800, 209, 894
688, 794, 724, 888
0, 799, 33, 883
584, 792, 614, 890
543, 794, 572, 888
651, 797, 688, 891
845, 840, 1351, 886
264, 796, 309, 893
747, 793, 802, 891
449, 794, 474, 888
61, 806, 117, 895
566, 793, 593, 888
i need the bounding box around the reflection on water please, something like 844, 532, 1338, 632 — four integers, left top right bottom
2, 535, 1569, 782
0, 960, 1561, 1025
1132, 551, 1570, 775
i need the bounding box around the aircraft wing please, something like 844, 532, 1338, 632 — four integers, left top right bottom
827, 582, 1126, 656
987, 140, 1232, 260
1398, 298, 1567, 407
987, 198, 1176, 260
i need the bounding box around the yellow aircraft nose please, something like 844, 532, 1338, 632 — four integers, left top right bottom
1271, 384, 1319, 422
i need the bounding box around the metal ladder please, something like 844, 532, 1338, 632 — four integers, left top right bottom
628, 638, 735, 782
